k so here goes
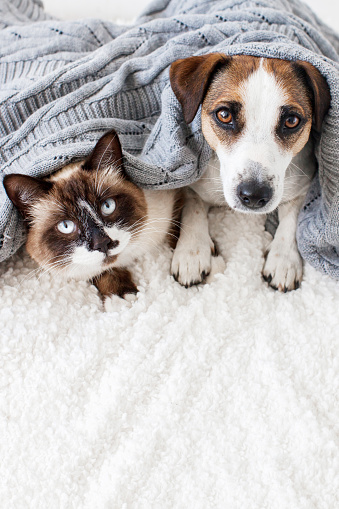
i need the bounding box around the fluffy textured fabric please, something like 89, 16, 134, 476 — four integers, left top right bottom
1, 1, 339, 507
0, 0, 339, 279
1, 209, 339, 508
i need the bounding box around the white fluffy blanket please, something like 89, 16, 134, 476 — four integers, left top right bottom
1, 1, 339, 507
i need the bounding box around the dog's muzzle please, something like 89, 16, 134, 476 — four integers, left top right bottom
236, 179, 273, 210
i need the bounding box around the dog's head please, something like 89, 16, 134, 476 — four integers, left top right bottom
170, 54, 330, 213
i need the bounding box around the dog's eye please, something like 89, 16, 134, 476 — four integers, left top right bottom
216, 108, 233, 124
284, 115, 300, 129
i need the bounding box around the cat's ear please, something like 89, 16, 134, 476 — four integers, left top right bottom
83, 129, 125, 175
3, 174, 53, 218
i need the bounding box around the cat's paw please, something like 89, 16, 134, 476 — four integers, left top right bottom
124, 292, 138, 303
94, 267, 137, 298
104, 294, 125, 312
104, 292, 137, 312
171, 239, 216, 287
262, 242, 303, 292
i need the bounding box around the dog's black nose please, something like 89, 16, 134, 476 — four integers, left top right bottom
237, 180, 273, 209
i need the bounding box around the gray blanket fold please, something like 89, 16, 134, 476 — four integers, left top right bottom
0, 0, 338, 279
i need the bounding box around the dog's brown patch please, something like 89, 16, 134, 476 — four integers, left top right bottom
262, 58, 314, 154
170, 53, 231, 124
291, 60, 331, 133
201, 56, 263, 151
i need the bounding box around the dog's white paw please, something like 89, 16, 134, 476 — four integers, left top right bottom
262, 242, 303, 292
171, 240, 215, 287
205, 255, 226, 284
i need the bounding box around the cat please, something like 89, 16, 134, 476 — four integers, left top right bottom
3, 130, 182, 299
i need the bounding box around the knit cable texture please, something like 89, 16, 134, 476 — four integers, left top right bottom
0, 0, 338, 278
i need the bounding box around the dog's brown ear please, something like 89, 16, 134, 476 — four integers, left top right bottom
170, 53, 231, 124
294, 61, 331, 133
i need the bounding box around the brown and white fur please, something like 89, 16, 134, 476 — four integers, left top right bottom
4, 130, 181, 299
169, 54, 330, 291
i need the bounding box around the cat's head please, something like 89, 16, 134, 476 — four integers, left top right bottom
3, 130, 147, 280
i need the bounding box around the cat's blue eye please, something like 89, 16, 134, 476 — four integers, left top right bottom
57, 220, 76, 234
101, 198, 116, 216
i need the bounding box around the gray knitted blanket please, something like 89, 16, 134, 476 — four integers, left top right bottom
0, 0, 339, 279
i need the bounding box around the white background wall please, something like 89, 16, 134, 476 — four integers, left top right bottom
43, 0, 339, 33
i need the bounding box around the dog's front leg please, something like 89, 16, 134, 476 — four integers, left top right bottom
171, 188, 223, 287
262, 194, 306, 292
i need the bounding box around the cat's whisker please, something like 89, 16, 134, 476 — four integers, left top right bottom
36, 255, 68, 270
129, 238, 164, 255
97, 168, 118, 196
199, 188, 224, 195
203, 162, 222, 172
19, 265, 45, 286
129, 226, 179, 242
54, 263, 80, 287
95, 171, 112, 197
125, 214, 149, 231
130, 222, 182, 238
127, 216, 188, 236
18, 253, 70, 285
129, 218, 182, 230
97, 185, 114, 200
37, 259, 71, 280
196, 176, 222, 182
37, 253, 72, 273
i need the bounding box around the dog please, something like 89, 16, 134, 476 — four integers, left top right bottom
169, 54, 331, 292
